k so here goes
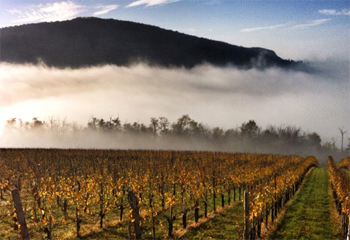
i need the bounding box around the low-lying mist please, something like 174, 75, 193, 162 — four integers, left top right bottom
0, 61, 349, 154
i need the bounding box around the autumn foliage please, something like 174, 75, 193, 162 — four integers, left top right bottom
0, 149, 318, 239
328, 156, 350, 239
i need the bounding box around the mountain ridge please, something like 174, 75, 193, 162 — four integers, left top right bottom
0, 17, 301, 69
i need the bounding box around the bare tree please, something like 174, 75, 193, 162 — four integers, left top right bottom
339, 128, 347, 152
150, 117, 159, 135
159, 117, 170, 136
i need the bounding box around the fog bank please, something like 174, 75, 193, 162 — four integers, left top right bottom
0, 61, 349, 150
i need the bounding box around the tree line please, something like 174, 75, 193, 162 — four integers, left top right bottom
5, 115, 349, 159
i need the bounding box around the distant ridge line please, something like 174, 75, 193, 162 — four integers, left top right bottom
0, 17, 302, 69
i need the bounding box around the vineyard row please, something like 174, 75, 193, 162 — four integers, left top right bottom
0, 149, 319, 239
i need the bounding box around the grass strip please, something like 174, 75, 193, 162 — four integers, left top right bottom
269, 168, 342, 240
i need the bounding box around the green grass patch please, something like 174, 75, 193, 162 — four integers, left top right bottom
269, 168, 342, 240
179, 201, 244, 239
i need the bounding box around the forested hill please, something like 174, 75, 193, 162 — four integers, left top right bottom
1, 17, 300, 69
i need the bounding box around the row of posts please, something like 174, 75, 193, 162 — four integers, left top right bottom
8, 164, 317, 240
9, 187, 142, 240
10, 186, 298, 240
243, 164, 313, 240
332, 184, 350, 240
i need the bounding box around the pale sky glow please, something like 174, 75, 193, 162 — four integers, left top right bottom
8, 1, 83, 23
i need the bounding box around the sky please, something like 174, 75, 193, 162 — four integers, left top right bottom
0, 0, 349, 149
0, 0, 349, 61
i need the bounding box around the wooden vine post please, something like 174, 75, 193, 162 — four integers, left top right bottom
347, 214, 350, 240
348, 165, 350, 240
243, 190, 249, 240
128, 188, 142, 240
11, 188, 30, 240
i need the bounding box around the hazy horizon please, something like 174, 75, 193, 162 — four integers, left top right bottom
0, 59, 348, 149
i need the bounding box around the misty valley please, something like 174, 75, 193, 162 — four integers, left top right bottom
0, 14, 349, 240
0, 60, 349, 239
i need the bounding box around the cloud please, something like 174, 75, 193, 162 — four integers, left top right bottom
291, 19, 331, 30
241, 23, 288, 33
241, 19, 331, 33
319, 9, 350, 16
204, 0, 222, 4
8, 2, 120, 23
93, 5, 119, 16
8, 1, 83, 23
0, 62, 348, 147
126, 0, 180, 8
